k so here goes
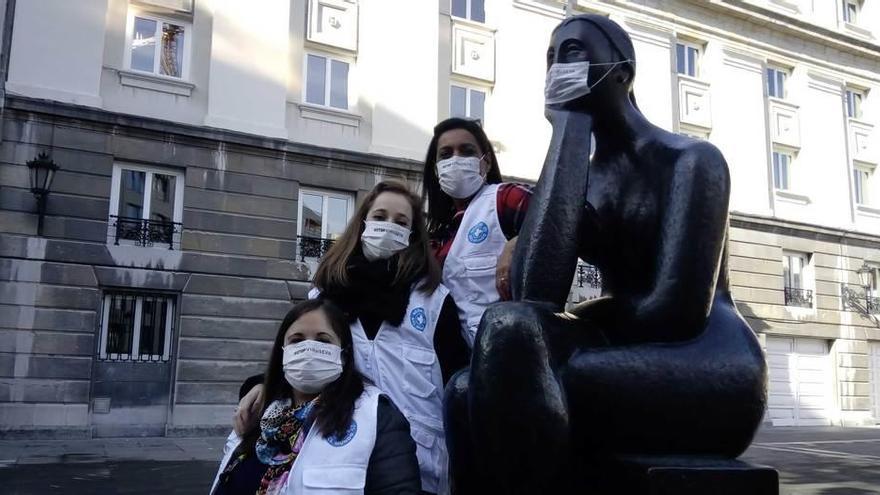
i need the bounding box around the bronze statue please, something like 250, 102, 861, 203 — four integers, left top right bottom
444, 15, 773, 494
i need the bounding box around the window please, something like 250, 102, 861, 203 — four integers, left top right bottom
125, 10, 189, 78
451, 0, 485, 22
766, 67, 787, 99
297, 189, 354, 260
305, 54, 350, 110
783, 252, 812, 308
99, 292, 174, 362
675, 42, 700, 78
846, 88, 865, 119
842, 0, 860, 23
109, 164, 184, 249
854, 167, 872, 205
450, 85, 486, 123
772, 151, 792, 190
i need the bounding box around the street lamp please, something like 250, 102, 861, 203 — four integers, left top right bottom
841, 260, 878, 325
26, 152, 59, 236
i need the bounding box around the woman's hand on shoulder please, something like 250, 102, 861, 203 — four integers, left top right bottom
233, 384, 264, 436
496, 237, 517, 301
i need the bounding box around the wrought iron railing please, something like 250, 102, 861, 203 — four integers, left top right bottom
783, 287, 813, 308
868, 297, 880, 314
110, 215, 182, 250
297, 236, 335, 262
576, 263, 602, 289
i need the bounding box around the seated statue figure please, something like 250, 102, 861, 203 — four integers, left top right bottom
444, 14, 771, 494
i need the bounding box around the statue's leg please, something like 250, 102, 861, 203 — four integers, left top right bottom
468, 302, 586, 494
443, 368, 487, 495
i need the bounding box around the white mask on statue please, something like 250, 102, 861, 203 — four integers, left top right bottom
544, 60, 633, 105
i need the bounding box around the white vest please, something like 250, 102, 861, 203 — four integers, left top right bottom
210, 384, 381, 495
442, 183, 507, 347
349, 282, 450, 495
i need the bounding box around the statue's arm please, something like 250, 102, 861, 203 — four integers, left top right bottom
631, 142, 730, 339
510, 109, 592, 310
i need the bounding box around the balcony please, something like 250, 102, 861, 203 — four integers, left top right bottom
576, 263, 602, 289
850, 119, 877, 165
784, 286, 813, 308
769, 99, 801, 149
297, 236, 335, 262
452, 19, 495, 83
110, 216, 182, 250
677, 76, 711, 130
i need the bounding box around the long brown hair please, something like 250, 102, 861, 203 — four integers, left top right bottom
237, 299, 363, 456
423, 118, 503, 237
313, 180, 441, 293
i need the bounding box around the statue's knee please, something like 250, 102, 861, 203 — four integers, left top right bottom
444, 369, 470, 409
477, 302, 546, 350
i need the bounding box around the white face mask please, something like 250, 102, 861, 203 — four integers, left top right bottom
437, 155, 485, 199
282, 340, 343, 394
544, 60, 633, 105
361, 221, 411, 261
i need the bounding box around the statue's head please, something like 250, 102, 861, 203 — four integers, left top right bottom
546, 14, 636, 111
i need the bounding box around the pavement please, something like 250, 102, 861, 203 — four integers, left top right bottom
0, 426, 878, 494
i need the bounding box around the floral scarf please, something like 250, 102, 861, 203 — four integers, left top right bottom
221, 398, 316, 495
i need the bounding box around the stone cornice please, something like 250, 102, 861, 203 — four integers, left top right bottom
3, 95, 423, 175
730, 212, 880, 248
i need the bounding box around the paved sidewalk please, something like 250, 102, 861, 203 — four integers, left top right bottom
0, 436, 228, 467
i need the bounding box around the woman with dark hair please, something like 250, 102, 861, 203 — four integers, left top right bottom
235, 180, 468, 495
423, 118, 532, 346
211, 298, 420, 494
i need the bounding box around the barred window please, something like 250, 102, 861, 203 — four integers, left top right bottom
99, 292, 175, 362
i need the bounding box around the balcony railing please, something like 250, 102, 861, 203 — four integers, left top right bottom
784, 287, 813, 308
297, 236, 335, 262
576, 263, 602, 289
110, 215, 181, 250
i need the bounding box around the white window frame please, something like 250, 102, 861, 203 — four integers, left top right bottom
303, 52, 352, 110
854, 165, 874, 206
98, 292, 174, 362
766, 66, 789, 100
108, 163, 185, 247
841, 0, 860, 24
450, 84, 487, 123
296, 188, 355, 240
846, 87, 866, 119
123, 7, 192, 80
772, 149, 794, 191
451, 0, 485, 22
782, 251, 814, 309
675, 41, 702, 79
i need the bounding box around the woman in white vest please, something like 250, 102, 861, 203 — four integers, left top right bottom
235, 181, 469, 495
422, 118, 533, 347
211, 298, 420, 495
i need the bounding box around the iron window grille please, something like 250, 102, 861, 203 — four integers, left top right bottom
576, 263, 602, 289
783, 287, 813, 308
297, 236, 336, 262
110, 215, 182, 249
99, 291, 175, 363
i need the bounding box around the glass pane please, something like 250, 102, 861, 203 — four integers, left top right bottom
470, 89, 485, 123
452, 0, 467, 18
329, 60, 349, 109
150, 173, 176, 223
766, 69, 775, 97
301, 193, 324, 238
854, 170, 863, 203
107, 294, 137, 355
776, 72, 785, 98
131, 17, 158, 72
451, 85, 467, 117
138, 296, 169, 359
326, 197, 349, 239
676, 44, 686, 74
306, 55, 327, 105
471, 0, 485, 22
119, 170, 146, 219
159, 22, 184, 77
687, 47, 697, 77
783, 256, 791, 287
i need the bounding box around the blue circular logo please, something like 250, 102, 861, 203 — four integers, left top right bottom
467, 222, 489, 244
327, 420, 357, 447
410, 308, 427, 332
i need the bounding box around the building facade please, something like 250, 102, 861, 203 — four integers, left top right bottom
0, 0, 878, 437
